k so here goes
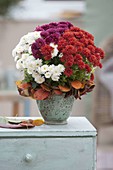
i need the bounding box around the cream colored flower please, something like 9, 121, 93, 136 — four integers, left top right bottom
45, 72, 51, 78
35, 75, 45, 84
40, 65, 49, 73
51, 74, 60, 81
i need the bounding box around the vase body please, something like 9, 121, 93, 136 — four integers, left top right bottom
36, 95, 74, 125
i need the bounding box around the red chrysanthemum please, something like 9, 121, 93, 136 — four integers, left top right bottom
64, 67, 73, 77
41, 45, 53, 60
44, 54, 52, 60
78, 60, 85, 69
57, 38, 67, 51
65, 61, 74, 67
62, 31, 74, 39
85, 64, 91, 73
62, 45, 75, 55
87, 45, 95, 54
96, 47, 105, 59
82, 48, 91, 57
90, 73, 94, 81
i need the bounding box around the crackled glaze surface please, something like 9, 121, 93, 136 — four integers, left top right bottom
36, 95, 74, 124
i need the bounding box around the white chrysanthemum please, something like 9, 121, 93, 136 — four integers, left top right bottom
21, 53, 29, 60
48, 64, 55, 73
28, 55, 35, 61
57, 64, 65, 72
50, 43, 57, 48
27, 68, 34, 74
36, 67, 42, 74
27, 59, 42, 73
35, 58, 43, 67
35, 75, 45, 84
59, 53, 63, 58
52, 67, 62, 76
51, 74, 60, 81
16, 45, 25, 53
50, 43, 59, 58
51, 48, 59, 58
20, 35, 27, 45
26, 35, 35, 45
45, 72, 51, 78
26, 60, 38, 74
14, 55, 20, 62
22, 55, 34, 68
19, 31, 41, 46
28, 46, 32, 54
32, 71, 39, 79
33, 31, 41, 39
16, 59, 23, 69
12, 48, 17, 57
23, 44, 29, 52
40, 65, 49, 73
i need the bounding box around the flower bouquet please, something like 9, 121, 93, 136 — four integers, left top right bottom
12, 21, 104, 124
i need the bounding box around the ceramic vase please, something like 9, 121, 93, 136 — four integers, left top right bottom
36, 95, 74, 125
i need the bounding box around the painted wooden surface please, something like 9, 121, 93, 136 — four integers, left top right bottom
0, 117, 97, 170
0, 117, 96, 137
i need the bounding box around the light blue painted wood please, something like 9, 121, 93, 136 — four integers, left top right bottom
0, 117, 97, 137
0, 117, 97, 170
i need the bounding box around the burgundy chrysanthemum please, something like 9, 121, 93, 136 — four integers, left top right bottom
31, 43, 42, 59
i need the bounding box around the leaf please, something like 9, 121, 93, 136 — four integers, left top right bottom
8, 120, 22, 124
71, 80, 82, 89
31, 82, 38, 89
53, 89, 62, 95
58, 85, 71, 92
41, 84, 51, 92
32, 119, 44, 126
20, 83, 31, 89
33, 88, 50, 100
15, 80, 22, 87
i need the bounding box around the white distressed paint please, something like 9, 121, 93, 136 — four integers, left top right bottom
0, 117, 97, 170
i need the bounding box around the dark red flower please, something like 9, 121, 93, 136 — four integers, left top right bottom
74, 54, 83, 61
64, 67, 73, 77
85, 64, 91, 73
90, 73, 94, 81
77, 60, 85, 69
60, 55, 66, 62
87, 45, 95, 54
96, 47, 105, 59
65, 61, 74, 67
74, 31, 84, 39
98, 63, 103, 68
82, 48, 91, 57
44, 54, 52, 60
68, 37, 77, 46
62, 45, 76, 55
83, 31, 94, 41
88, 39, 94, 45
58, 38, 67, 51
41, 45, 53, 55
80, 38, 89, 46
63, 31, 74, 39
70, 26, 81, 32
66, 55, 74, 62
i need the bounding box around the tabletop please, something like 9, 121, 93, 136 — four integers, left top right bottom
0, 117, 97, 137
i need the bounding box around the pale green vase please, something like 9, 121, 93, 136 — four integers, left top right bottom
36, 95, 74, 125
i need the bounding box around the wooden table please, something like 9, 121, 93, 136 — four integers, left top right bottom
0, 117, 97, 170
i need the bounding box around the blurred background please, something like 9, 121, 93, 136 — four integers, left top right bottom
0, 0, 113, 169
